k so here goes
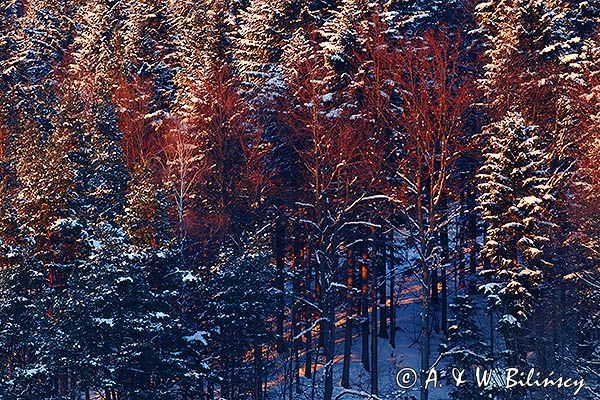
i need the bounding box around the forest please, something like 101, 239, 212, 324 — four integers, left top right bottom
0, 0, 598, 399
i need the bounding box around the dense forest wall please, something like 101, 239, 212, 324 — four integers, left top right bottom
0, 0, 598, 399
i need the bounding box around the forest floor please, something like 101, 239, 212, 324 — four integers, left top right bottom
266, 272, 458, 400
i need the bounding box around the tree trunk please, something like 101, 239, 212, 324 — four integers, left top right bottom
431, 245, 439, 334
263, 351, 269, 397
323, 304, 335, 400
490, 309, 495, 363
322, 257, 336, 400
378, 229, 388, 339
341, 250, 354, 389
389, 232, 396, 349
315, 269, 325, 348
420, 270, 431, 400
360, 247, 370, 371
274, 214, 286, 352
208, 381, 214, 400
466, 184, 478, 294
440, 196, 449, 334
420, 203, 431, 400
458, 189, 466, 290
291, 235, 301, 394
254, 342, 263, 400
431, 264, 438, 308
370, 253, 379, 396
304, 247, 313, 379
304, 307, 312, 379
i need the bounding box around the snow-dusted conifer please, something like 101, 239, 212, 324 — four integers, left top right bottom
235, 0, 301, 102
478, 111, 555, 365
441, 295, 490, 400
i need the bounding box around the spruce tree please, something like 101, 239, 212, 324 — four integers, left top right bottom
208, 246, 277, 399
440, 295, 490, 400
235, 0, 301, 102
478, 112, 555, 367
320, 0, 371, 73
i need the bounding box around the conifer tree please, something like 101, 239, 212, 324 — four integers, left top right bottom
440, 295, 490, 400
478, 112, 555, 366
207, 246, 277, 399
236, 0, 301, 103
320, 0, 370, 71
572, 35, 600, 399
0, 1, 78, 395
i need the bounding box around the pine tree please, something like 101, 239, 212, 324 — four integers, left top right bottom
0, 1, 80, 395
170, 0, 238, 76
0, 0, 21, 97
204, 243, 277, 399
235, 0, 301, 103
320, 0, 373, 73
120, 0, 177, 127
440, 295, 490, 400
478, 112, 555, 366
572, 34, 600, 399
67, 19, 194, 391
577, 270, 600, 399
0, 257, 53, 398
476, 0, 526, 116
477, 0, 596, 125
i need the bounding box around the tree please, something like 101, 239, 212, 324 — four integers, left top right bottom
478, 112, 555, 368
440, 295, 490, 400
393, 27, 473, 400
173, 63, 270, 256
571, 33, 600, 400
320, 0, 370, 73
0, 1, 78, 395
121, 0, 177, 115
282, 26, 386, 399
349, 11, 398, 394
235, 0, 301, 103
161, 116, 207, 262
207, 247, 278, 400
